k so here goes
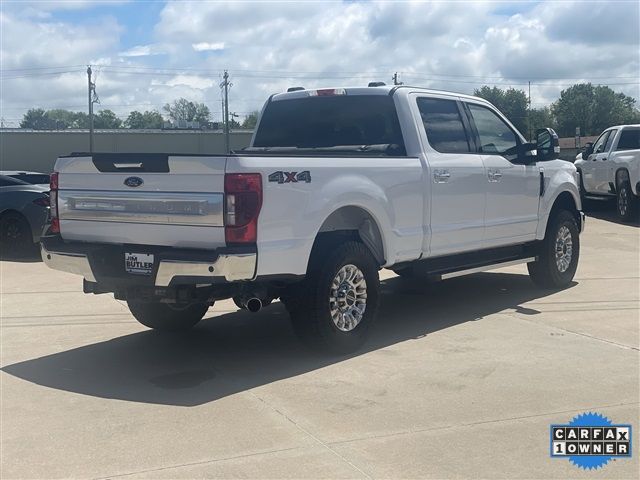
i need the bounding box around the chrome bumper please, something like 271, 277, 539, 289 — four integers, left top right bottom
41, 245, 256, 286
41, 246, 97, 282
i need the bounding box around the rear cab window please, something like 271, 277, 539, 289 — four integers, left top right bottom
616, 129, 640, 151
252, 94, 406, 155
416, 97, 472, 153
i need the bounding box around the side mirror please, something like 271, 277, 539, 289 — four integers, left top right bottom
536, 128, 560, 161
581, 142, 594, 160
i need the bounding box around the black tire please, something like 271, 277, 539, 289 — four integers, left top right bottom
284, 241, 379, 354
528, 210, 579, 289
0, 212, 33, 253
127, 300, 209, 332
616, 179, 638, 222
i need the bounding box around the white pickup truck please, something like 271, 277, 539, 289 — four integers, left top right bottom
575, 124, 640, 221
42, 85, 585, 353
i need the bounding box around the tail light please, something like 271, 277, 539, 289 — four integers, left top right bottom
32, 196, 50, 207
49, 172, 60, 234
224, 173, 262, 244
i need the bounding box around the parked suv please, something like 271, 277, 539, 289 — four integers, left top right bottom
41, 85, 584, 353
575, 125, 640, 221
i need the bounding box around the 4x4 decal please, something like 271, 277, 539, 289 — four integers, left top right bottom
268, 171, 311, 184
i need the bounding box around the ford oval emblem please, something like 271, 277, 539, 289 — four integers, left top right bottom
124, 176, 144, 188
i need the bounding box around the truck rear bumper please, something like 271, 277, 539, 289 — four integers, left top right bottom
41, 235, 256, 287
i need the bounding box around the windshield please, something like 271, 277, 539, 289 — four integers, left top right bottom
253, 95, 406, 154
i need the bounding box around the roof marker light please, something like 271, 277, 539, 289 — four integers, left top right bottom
308, 88, 346, 97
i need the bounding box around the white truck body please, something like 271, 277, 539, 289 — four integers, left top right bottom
575, 125, 640, 220
42, 85, 585, 352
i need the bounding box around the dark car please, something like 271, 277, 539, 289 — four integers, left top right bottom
0, 175, 50, 252
0, 170, 50, 187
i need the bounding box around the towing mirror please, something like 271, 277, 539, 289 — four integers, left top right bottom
581, 142, 594, 160
536, 128, 560, 161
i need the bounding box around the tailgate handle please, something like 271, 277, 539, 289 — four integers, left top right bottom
114, 162, 143, 169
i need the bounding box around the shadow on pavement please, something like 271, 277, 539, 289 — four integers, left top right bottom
2, 272, 570, 406
0, 244, 42, 263
584, 198, 639, 227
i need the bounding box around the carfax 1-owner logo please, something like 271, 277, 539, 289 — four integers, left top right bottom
550, 412, 632, 470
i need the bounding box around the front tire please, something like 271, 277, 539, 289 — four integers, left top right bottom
127, 300, 209, 332
528, 210, 579, 289
285, 241, 380, 354
616, 178, 638, 222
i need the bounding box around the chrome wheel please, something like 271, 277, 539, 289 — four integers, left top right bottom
618, 186, 628, 217
329, 264, 367, 332
555, 225, 573, 273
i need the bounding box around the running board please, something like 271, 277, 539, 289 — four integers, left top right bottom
439, 257, 537, 280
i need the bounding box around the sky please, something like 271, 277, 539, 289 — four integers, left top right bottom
1, 0, 639, 127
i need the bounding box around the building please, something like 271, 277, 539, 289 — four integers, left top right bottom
0, 129, 253, 173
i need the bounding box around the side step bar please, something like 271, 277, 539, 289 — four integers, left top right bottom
438, 257, 537, 280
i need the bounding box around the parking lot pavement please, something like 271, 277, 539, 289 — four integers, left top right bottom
1, 213, 638, 479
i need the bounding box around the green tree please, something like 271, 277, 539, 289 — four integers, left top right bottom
124, 110, 164, 129
241, 111, 260, 130
163, 98, 210, 124
20, 108, 53, 129
552, 83, 640, 137
529, 107, 555, 137
94, 109, 122, 129
474, 86, 529, 134
47, 109, 77, 129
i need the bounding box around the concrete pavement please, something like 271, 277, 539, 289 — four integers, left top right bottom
1, 211, 638, 479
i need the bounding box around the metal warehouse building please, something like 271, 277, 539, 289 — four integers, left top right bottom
0, 129, 254, 173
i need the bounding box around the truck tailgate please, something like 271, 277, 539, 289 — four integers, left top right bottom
55, 154, 227, 249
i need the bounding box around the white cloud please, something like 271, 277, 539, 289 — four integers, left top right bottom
1, 0, 638, 128
192, 42, 225, 52
118, 44, 166, 57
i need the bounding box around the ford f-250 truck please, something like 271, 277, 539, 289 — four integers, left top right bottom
575, 124, 640, 221
41, 85, 585, 353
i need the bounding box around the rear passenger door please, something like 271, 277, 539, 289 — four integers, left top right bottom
415, 96, 486, 257
465, 102, 540, 247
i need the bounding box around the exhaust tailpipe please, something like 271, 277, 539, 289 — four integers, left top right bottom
245, 297, 262, 313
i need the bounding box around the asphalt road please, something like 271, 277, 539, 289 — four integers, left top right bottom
1, 209, 638, 479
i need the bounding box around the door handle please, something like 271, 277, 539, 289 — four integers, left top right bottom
433, 170, 450, 183
488, 169, 502, 182
602, 157, 607, 161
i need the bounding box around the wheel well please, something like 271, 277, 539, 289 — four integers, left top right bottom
550, 191, 580, 226
310, 206, 385, 269
615, 168, 629, 187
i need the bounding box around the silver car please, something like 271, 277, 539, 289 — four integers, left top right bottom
0, 175, 50, 252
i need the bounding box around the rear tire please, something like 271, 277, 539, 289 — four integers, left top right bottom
528, 210, 579, 289
127, 300, 209, 332
616, 178, 638, 222
0, 212, 33, 253
284, 241, 379, 354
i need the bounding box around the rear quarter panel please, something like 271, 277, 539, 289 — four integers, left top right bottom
226, 155, 424, 276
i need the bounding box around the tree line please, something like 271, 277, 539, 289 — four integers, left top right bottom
19, 98, 260, 130
17, 83, 640, 137
474, 83, 639, 138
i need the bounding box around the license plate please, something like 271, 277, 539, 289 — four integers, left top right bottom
125, 252, 154, 275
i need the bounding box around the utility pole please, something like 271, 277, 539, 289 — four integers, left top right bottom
527, 80, 532, 141
220, 70, 231, 154
87, 66, 98, 153
392, 72, 403, 86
